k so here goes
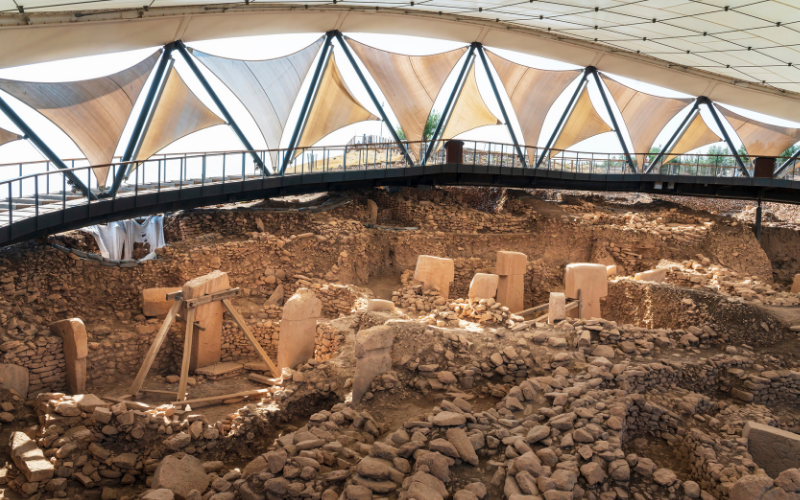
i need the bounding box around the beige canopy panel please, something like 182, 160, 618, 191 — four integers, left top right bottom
0, 52, 159, 186
295, 54, 377, 155
552, 88, 612, 154
664, 114, 722, 164
135, 68, 225, 162
193, 37, 323, 170
717, 105, 800, 158
487, 50, 580, 159
347, 38, 466, 160
441, 64, 501, 143
0, 127, 21, 148
601, 74, 693, 169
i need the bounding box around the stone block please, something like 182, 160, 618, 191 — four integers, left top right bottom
468, 273, 499, 300
183, 271, 230, 371
152, 454, 210, 500
10, 431, 53, 482
496, 251, 527, 276
49, 318, 87, 395
497, 274, 525, 313
367, 200, 378, 225
792, 275, 800, 294
414, 256, 455, 298
606, 265, 617, 277
366, 299, 395, 313
0, 364, 28, 399
564, 263, 608, 300
548, 292, 566, 325
744, 421, 800, 478
142, 287, 181, 317
352, 326, 395, 404
278, 289, 321, 370
634, 268, 667, 283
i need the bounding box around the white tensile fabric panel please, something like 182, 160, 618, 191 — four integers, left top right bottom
717, 105, 800, 158
193, 37, 323, 169
135, 68, 225, 162
552, 87, 612, 153
487, 50, 580, 160
441, 64, 501, 142
347, 38, 466, 160
0, 126, 21, 148
296, 54, 377, 154
0, 52, 159, 187
664, 114, 722, 164
601, 74, 693, 169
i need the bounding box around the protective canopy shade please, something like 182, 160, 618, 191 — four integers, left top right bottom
441, 64, 500, 142
347, 38, 466, 159
0, 126, 21, 148
193, 38, 323, 170
552, 88, 612, 153
0, 52, 159, 187
136, 68, 225, 162
487, 50, 580, 159
602, 74, 693, 169
664, 114, 722, 164
295, 54, 377, 155
717, 105, 800, 158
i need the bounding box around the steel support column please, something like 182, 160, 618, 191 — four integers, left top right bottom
702, 97, 750, 178
645, 99, 700, 174
774, 148, 800, 178
334, 31, 415, 166
536, 70, 589, 169
422, 44, 476, 166
175, 41, 266, 173
0, 93, 96, 199
476, 44, 527, 168
589, 67, 636, 173
755, 196, 762, 242
281, 33, 334, 173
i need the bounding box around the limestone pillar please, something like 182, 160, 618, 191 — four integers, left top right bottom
352, 325, 395, 404
791, 274, 800, 294
278, 289, 322, 370
183, 271, 230, 372
413, 255, 455, 298
367, 199, 378, 225
468, 273, 499, 301
142, 287, 181, 317
496, 251, 527, 313
548, 292, 566, 325
565, 263, 608, 319
50, 318, 87, 394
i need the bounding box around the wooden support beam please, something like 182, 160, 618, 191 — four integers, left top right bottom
175, 307, 196, 406
185, 287, 241, 309
128, 300, 181, 397
222, 299, 280, 378
172, 388, 272, 406
166, 290, 183, 301
139, 389, 181, 395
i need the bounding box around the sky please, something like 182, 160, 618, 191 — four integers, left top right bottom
0, 31, 798, 185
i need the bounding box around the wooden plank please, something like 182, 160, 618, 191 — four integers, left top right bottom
128, 300, 181, 396
166, 290, 183, 300
139, 389, 180, 395
517, 302, 550, 317
222, 299, 280, 378
175, 307, 196, 406
176, 388, 271, 406
185, 287, 241, 309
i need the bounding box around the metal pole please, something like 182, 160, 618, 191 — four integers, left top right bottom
646, 99, 700, 174
175, 41, 266, 174
774, 147, 800, 178
536, 70, 589, 168
702, 97, 750, 178
422, 45, 476, 165
589, 67, 636, 173
334, 31, 415, 166
0, 93, 96, 199
755, 195, 762, 242
476, 44, 527, 168
281, 33, 334, 173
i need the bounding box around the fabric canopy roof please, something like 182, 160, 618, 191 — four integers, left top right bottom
441, 64, 500, 143
487, 50, 580, 160
347, 38, 466, 160
0, 127, 21, 149
601, 74, 693, 169
136, 68, 225, 162
0, 51, 159, 187
552, 87, 612, 154
717, 105, 800, 158
193, 37, 323, 171
664, 114, 722, 164
296, 54, 377, 155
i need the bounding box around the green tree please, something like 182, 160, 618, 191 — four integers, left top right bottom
396, 111, 441, 142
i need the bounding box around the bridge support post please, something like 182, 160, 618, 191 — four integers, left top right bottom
422, 44, 476, 166
476, 44, 528, 168
536, 69, 589, 169
755, 196, 763, 242
334, 31, 415, 167
0, 93, 96, 200
646, 99, 701, 174
702, 97, 750, 178
588, 67, 636, 173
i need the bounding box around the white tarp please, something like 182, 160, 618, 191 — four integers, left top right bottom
82, 215, 164, 260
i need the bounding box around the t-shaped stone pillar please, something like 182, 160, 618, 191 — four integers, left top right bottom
565, 263, 608, 319
50, 318, 87, 394
548, 292, 566, 325
468, 273, 499, 301
495, 251, 527, 313
183, 271, 230, 372
413, 255, 455, 298
278, 289, 322, 370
